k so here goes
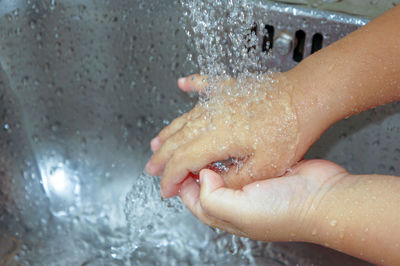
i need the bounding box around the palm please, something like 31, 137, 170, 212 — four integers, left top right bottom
179, 159, 348, 242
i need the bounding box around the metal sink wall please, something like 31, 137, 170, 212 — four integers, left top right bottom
0, 0, 398, 265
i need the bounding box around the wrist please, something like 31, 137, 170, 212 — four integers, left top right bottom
304, 172, 400, 265
292, 162, 350, 245
282, 67, 344, 156
303, 172, 351, 246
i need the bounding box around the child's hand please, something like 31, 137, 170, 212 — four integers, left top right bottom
146, 73, 309, 198
179, 160, 400, 265
178, 159, 347, 242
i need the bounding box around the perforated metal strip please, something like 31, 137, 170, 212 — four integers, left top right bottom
252, 1, 370, 71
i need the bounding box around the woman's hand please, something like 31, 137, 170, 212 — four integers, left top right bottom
146, 73, 309, 198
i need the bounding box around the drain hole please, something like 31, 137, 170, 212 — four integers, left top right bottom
293, 30, 305, 62
246, 23, 258, 52
262, 25, 274, 52
311, 33, 323, 54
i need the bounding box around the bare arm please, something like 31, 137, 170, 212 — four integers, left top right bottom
305, 173, 400, 265
150, 4, 400, 265
287, 4, 400, 154
179, 161, 400, 265
147, 5, 400, 198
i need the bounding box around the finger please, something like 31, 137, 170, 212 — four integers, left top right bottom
151, 107, 204, 152
151, 113, 190, 152
161, 133, 246, 198
178, 74, 236, 96
199, 169, 250, 226
179, 177, 200, 206
221, 156, 258, 189
147, 118, 206, 176
179, 174, 248, 237
178, 74, 208, 93
150, 136, 163, 153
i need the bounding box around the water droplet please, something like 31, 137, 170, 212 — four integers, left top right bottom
56, 87, 63, 97
29, 20, 37, 29
3, 123, 10, 131
51, 122, 61, 132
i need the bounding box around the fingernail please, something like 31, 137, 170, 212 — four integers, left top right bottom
150, 137, 161, 151
178, 77, 185, 85
160, 188, 166, 198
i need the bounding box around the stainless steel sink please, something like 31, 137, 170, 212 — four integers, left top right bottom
0, 0, 398, 265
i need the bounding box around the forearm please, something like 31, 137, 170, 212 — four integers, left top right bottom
285, 5, 400, 151
306, 173, 400, 265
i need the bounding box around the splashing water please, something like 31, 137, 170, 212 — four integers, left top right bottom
120, 0, 286, 264
118, 172, 258, 264
179, 0, 298, 181
180, 0, 284, 126
182, 0, 269, 77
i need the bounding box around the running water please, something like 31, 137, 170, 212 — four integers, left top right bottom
121, 0, 282, 264
182, 0, 267, 77
120, 172, 257, 264
181, 0, 276, 103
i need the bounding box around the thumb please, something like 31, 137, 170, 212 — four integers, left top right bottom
199, 169, 247, 223
199, 169, 225, 195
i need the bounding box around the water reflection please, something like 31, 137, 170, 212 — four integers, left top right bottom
41, 159, 81, 217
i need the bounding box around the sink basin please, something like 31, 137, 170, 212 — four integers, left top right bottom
0, 0, 397, 265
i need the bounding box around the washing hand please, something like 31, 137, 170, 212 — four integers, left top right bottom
147, 1, 400, 199
179, 160, 400, 265
147, 4, 400, 265
178, 159, 346, 242
146, 73, 315, 198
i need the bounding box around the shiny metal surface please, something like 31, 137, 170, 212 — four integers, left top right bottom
0, 1, 195, 264
274, 32, 293, 56
0, 0, 397, 265
271, 0, 400, 18
251, 1, 368, 71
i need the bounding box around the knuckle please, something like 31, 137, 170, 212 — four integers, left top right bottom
163, 133, 183, 151
187, 107, 201, 120
158, 129, 169, 140
174, 129, 192, 145
159, 115, 187, 139
158, 126, 172, 140
169, 149, 185, 166
150, 150, 163, 165
152, 141, 177, 165
182, 121, 203, 139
